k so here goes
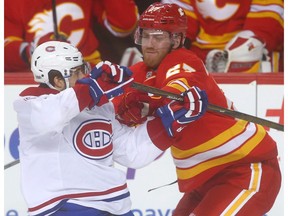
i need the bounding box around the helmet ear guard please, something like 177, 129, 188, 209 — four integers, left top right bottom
31, 41, 85, 88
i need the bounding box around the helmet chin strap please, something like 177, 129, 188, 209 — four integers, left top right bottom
46, 82, 57, 90
64, 77, 70, 89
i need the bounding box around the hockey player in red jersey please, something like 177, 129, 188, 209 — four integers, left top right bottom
161, 0, 284, 73
115, 3, 281, 215
5, 0, 139, 72
13, 41, 207, 216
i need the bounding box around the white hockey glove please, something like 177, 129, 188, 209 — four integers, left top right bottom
206, 31, 270, 73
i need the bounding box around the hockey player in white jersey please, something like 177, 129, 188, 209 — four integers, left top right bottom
13, 41, 208, 216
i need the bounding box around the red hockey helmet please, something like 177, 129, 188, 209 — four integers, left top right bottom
138, 2, 187, 34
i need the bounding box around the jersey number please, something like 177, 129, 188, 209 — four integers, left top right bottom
166, 63, 196, 79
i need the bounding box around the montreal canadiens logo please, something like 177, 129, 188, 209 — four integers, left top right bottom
45, 46, 56, 52
73, 119, 113, 160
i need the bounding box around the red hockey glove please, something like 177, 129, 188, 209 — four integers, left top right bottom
156, 86, 208, 137
116, 91, 164, 126
21, 32, 69, 64
77, 61, 134, 107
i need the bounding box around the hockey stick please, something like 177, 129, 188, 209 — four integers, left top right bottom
52, 0, 60, 39
4, 159, 20, 170
148, 180, 177, 192
4, 83, 282, 170
131, 82, 284, 132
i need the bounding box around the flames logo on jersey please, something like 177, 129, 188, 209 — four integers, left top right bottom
196, 0, 239, 20
28, 3, 84, 46
73, 119, 113, 160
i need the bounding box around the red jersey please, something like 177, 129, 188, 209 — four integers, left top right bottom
4, 0, 138, 72
163, 0, 284, 71
130, 48, 278, 192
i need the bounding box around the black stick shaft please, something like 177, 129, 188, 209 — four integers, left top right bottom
4, 159, 20, 170
4, 82, 283, 170
52, 0, 59, 39
131, 82, 284, 132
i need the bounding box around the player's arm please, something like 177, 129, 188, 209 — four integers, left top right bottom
75, 61, 134, 109
113, 84, 208, 168
206, 0, 284, 73
4, 6, 29, 71
93, 0, 139, 37
112, 116, 169, 169
116, 59, 208, 129
13, 88, 83, 134
244, 0, 283, 52
14, 61, 133, 134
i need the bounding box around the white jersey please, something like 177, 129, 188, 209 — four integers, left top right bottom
13, 86, 164, 216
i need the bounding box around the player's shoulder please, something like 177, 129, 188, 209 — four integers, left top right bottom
165, 48, 202, 63
129, 61, 147, 72
160, 48, 204, 70
160, 48, 208, 78
19, 86, 59, 97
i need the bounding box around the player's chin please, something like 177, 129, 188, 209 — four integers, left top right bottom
143, 54, 161, 68
143, 57, 160, 69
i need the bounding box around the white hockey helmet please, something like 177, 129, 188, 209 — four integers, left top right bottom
31, 41, 84, 87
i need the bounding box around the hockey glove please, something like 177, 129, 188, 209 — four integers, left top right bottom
224, 31, 266, 73
116, 91, 164, 126
21, 32, 69, 64
77, 61, 133, 106
156, 86, 208, 137
205, 30, 267, 73
205, 49, 228, 73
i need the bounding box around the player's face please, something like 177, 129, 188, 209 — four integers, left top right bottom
68, 64, 87, 87
141, 29, 172, 69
